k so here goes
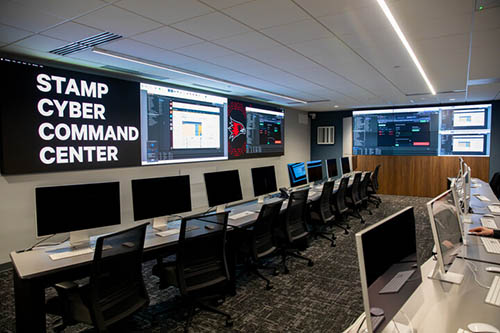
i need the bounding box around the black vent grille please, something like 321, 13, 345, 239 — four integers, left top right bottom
49, 32, 122, 56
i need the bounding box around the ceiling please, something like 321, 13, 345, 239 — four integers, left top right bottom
0, 0, 499, 111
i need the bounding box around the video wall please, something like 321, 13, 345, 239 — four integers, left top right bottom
0, 57, 285, 175
352, 104, 492, 156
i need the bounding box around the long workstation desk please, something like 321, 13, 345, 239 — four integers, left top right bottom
344, 178, 500, 332
10, 173, 359, 332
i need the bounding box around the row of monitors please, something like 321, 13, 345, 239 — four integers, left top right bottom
287, 157, 351, 187
35, 166, 279, 237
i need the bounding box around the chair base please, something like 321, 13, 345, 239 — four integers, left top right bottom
281, 249, 314, 274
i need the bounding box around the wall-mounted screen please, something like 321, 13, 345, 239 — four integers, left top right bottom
352, 104, 491, 156
227, 99, 284, 159
140, 83, 228, 165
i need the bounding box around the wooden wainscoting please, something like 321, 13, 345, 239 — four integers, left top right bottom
355, 155, 490, 198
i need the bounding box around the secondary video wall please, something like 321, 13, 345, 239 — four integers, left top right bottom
352, 104, 492, 156
0, 57, 285, 175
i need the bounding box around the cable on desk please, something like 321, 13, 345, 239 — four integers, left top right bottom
400, 310, 413, 333
465, 260, 490, 289
18, 234, 57, 253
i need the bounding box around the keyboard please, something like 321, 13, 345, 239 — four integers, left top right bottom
229, 211, 256, 220
485, 275, 500, 307
481, 217, 498, 229
481, 237, 500, 254
488, 205, 500, 214
457, 329, 471, 333
156, 226, 198, 237
49, 247, 93, 260
379, 269, 415, 294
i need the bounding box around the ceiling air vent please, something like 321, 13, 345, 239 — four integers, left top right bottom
50, 32, 122, 56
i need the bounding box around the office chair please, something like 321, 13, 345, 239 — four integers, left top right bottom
331, 176, 350, 229
275, 188, 314, 274
239, 200, 284, 290
368, 164, 382, 206
359, 171, 373, 215
490, 172, 500, 198
309, 180, 337, 247
46, 223, 150, 333
152, 212, 232, 331
345, 172, 364, 223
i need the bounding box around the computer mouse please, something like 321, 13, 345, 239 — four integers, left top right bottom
483, 214, 495, 218
370, 307, 384, 317
486, 267, 500, 273
468, 323, 500, 333
122, 242, 135, 248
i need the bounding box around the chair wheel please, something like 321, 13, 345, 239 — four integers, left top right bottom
331, 242, 336, 247
284, 267, 290, 274
273, 269, 280, 276
226, 319, 233, 327
266, 284, 273, 290
346, 225, 351, 229
308, 260, 314, 267
343, 230, 348, 235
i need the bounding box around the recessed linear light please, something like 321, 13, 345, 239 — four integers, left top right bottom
376, 0, 436, 95
92, 47, 308, 104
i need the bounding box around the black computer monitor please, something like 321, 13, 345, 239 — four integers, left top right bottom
204, 170, 243, 207
356, 207, 422, 332
306, 160, 323, 182
251, 166, 277, 197
341, 157, 350, 174
326, 158, 338, 178
35, 182, 121, 237
287, 162, 307, 187
131, 175, 192, 221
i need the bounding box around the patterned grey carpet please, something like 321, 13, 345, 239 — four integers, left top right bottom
0, 195, 433, 333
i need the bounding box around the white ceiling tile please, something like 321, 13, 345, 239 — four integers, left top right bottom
390, 0, 472, 22
213, 31, 279, 52
436, 91, 466, 103
467, 84, 500, 101
14, 0, 107, 20
470, 28, 500, 80
0, 0, 65, 32
261, 19, 332, 45
245, 45, 317, 70
13, 34, 67, 52
131, 26, 203, 50
100, 38, 195, 66
41, 22, 103, 42
292, 0, 374, 18
74, 5, 161, 37
473, 6, 500, 32
223, 0, 308, 29
172, 12, 249, 40
175, 42, 237, 61
0, 24, 32, 44
115, 0, 214, 25
200, 0, 254, 10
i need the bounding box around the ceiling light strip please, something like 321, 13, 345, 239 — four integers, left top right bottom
92, 48, 308, 104
376, 0, 436, 95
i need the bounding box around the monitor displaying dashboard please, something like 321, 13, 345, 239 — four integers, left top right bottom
288, 162, 307, 187
352, 104, 492, 156
35, 181, 121, 237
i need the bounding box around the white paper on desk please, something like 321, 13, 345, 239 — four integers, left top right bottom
477, 195, 491, 202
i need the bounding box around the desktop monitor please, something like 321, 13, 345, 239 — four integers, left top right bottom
131, 175, 192, 225
204, 169, 243, 209
251, 165, 277, 197
35, 181, 121, 246
356, 207, 422, 333
341, 157, 350, 174
287, 162, 308, 187
326, 158, 338, 178
426, 189, 464, 284
306, 160, 323, 183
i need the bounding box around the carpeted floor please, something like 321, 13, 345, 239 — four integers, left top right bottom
0, 194, 434, 333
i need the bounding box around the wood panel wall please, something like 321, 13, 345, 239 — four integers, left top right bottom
355, 155, 490, 198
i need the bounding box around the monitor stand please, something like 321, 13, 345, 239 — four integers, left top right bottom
258, 195, 265, 204
216, 204, 226, 213
428, 262, 464, 284
153, 216, 180, 231
69, 230, 90, 249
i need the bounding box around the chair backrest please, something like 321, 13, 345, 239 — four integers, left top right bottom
319, 180, 335, 222
371, 164, 381, 191
176, 212, 230, 295
333, 176, 349, 214
350, 172, 362, 203
89, 222, 149, 330
360, 171, 372, 200
490, 172, 500, 197
251, 199, 284, 259
284, 188, 309, 242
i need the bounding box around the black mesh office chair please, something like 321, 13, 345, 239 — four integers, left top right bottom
275, 188, 314, 274
331, 176, 350, 228
309, 180, 340, 247
152, 212, 232, 331
368, 164, 382, 206
345, 172, 364, 223
490, 172, 500, 198
47, 223, 150, 332
239, 200, 283, 290
359, 171, 373, 215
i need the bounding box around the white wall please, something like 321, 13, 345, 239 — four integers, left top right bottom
0, 108, 310, 264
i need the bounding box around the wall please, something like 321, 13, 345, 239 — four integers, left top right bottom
0, 108, 310, 264
489, 101, 500, 179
